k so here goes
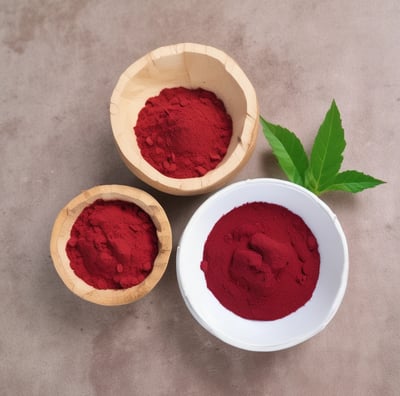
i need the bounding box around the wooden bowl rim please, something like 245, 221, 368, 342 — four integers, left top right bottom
110, 43, 259, 196
50, 185, 172, 306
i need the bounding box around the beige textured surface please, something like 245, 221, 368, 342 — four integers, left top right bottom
1, 1, 398, 395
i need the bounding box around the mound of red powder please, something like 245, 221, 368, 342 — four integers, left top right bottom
134, 87, 233, 178
201, 202, 320, 320
66, 199, 158, 289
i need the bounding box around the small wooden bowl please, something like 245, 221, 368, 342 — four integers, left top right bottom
50, 185, 172, 306
110, 43, 259, 196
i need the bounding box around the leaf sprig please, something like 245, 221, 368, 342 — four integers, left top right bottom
260, 100, 385, 195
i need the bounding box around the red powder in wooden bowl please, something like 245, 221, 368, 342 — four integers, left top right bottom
66, 199, 158, 289
134, 87, 232, 178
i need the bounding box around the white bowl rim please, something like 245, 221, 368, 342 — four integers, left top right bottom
176, 178, 349, 351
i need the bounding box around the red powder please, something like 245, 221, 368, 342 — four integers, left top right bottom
201, 202, 320, 320
66, 199, 158, 289
134, 87, 232, 178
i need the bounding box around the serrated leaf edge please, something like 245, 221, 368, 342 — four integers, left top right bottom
319, 170, 386, 193
308, 99, 346, 192
260, 117, 309, 186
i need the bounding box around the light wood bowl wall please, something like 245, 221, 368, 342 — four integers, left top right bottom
50, 185, 172, 306
110, 43, 259, 196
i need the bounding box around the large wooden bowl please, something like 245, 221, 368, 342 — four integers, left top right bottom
110, 43, 259, 196
50, 185, 172, 306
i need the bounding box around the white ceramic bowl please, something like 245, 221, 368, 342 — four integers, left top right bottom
176, 179, 348, 351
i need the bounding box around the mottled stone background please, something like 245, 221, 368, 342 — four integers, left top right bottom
1, 1, 398, 395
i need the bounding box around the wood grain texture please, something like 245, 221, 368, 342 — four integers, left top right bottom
50, 185, 172, 306
110, 43, 259, 195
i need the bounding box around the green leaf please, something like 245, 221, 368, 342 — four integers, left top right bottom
260, 100, 385, 196
320, 170, 386, 193
306, 100, 346, 194
260, 116, 309, 186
